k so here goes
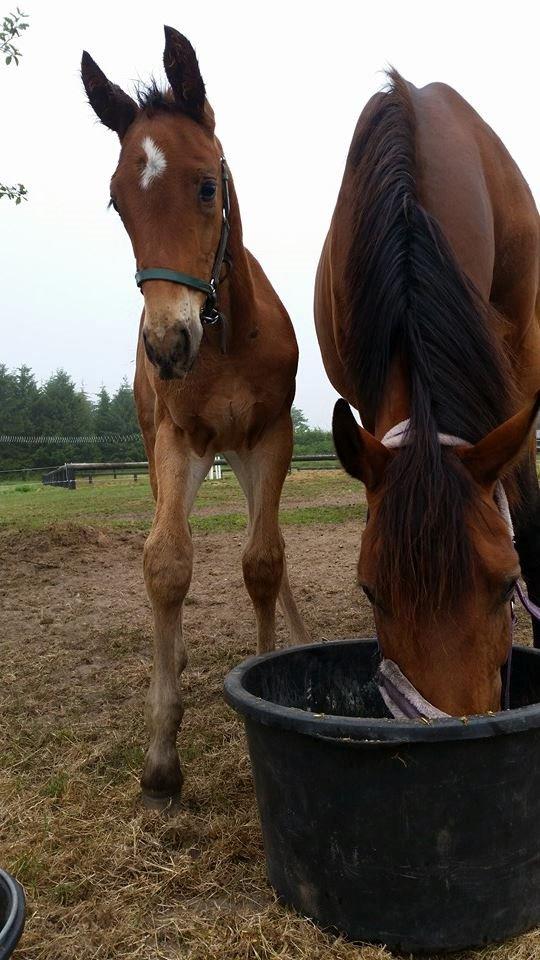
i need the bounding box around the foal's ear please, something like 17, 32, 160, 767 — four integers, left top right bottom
163, 26, 206, 123
456, 391, 540, 486
332, 399, 392, 491
81, 51, 138, 139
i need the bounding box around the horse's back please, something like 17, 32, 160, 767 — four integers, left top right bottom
315, 75, 540, 406
411, 80, 539, 310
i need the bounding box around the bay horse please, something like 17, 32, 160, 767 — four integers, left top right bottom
82, 27, 308, 806
315, 71, 540, 717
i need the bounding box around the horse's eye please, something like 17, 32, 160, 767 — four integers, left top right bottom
199, 180, 217, 202
362, 585, 376, 606
108, 197, 119, 213
502, 578, 518, 604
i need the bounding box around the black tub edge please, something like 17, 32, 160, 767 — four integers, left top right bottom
0, 869, 25, 959
224, 638, 540, 744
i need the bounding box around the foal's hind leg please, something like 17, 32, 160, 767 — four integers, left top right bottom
277, 554, 311, 645
141, 418, 212, 805
227, 413, 309, 652
512, 438, 540, 647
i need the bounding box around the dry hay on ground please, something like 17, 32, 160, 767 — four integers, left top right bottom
0, 520, 536, 960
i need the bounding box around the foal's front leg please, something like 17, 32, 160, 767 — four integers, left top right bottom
141, 419, 212, 806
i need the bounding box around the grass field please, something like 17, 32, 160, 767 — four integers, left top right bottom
1, 470, 537, 960
0, 470, 366, 533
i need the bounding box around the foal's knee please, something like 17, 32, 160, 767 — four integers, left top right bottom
143, 531, 193, 609
242, 537, 284, 605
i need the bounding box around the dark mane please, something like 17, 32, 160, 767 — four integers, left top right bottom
135, 79, 202, 122
343, 70, 514, 621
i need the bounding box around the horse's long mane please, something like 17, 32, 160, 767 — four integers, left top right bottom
344, 70, 513, 621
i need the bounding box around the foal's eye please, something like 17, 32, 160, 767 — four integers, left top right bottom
199, 180, 217, 202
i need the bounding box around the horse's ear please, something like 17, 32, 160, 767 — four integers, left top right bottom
163, 26, 206, 122
81, 51, 138, 139
332, 399, 392, 491
456, 391, 540, 486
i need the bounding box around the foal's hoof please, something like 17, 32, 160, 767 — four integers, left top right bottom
140, 789, 182, 814
140, 750, 184, 812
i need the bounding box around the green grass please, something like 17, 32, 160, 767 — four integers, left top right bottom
0, 470, 363, 533
41, 772, 69, 800
190, 503, 365, 533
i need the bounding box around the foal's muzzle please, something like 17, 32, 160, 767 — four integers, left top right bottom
143, 325, 194, 379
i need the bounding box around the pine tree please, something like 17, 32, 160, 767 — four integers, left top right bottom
32, 370, 93, 467
108, 378, 145, 460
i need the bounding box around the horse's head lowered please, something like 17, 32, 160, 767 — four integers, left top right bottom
333, 394, 540, 716
82, 27, 227, 379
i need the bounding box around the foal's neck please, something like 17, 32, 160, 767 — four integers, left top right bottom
219, 176, 258, 338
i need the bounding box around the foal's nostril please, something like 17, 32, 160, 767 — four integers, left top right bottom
180, 327, 190, 357
169, 328, 191, 365
143, 331, 158, 366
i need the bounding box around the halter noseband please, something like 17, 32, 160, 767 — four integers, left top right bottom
134, 157, 231, 327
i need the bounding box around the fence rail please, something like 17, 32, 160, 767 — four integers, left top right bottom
0, 465, 54, 481
41, 455, 340, 489
12, 437, 540, 489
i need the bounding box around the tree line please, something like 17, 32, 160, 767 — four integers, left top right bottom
0, 365, 143, 471
0, 365, 333, 473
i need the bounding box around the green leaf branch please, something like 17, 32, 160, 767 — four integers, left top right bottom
1, 7, 29, 65
0, 182, 27, 203
1, 9, 29, 201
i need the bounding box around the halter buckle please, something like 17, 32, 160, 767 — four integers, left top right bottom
200, 304, 224, 326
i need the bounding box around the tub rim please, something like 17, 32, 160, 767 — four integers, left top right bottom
223, 638, 540, 745
0, 868, 25, 957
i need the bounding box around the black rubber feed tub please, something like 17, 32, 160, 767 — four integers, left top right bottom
0, 869, 25, 960
224, 639, 540, 953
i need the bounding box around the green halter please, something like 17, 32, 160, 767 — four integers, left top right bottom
135, 268, 214, 297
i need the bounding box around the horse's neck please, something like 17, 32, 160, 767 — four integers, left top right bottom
373, 357, 410, 439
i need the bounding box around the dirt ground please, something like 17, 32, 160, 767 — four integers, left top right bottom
0, 518, 536, 960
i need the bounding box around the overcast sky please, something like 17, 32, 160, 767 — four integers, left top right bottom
1, 0, 539, 428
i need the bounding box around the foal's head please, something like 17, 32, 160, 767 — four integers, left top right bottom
333, 395, 540, 716
82, 27, 224, 378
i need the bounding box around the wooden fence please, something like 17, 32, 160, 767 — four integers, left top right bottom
41, 455, 340, 489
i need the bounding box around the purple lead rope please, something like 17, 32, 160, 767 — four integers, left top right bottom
515, 581, 540, 621
505, 582, 540, 710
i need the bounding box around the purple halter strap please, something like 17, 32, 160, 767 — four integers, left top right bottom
516, 580, 540, 621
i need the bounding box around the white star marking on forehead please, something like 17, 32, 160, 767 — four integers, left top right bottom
140, 136, 167, 190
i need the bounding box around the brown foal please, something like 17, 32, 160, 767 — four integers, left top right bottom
82, 27, 308, 804
316, 71, 540, 716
